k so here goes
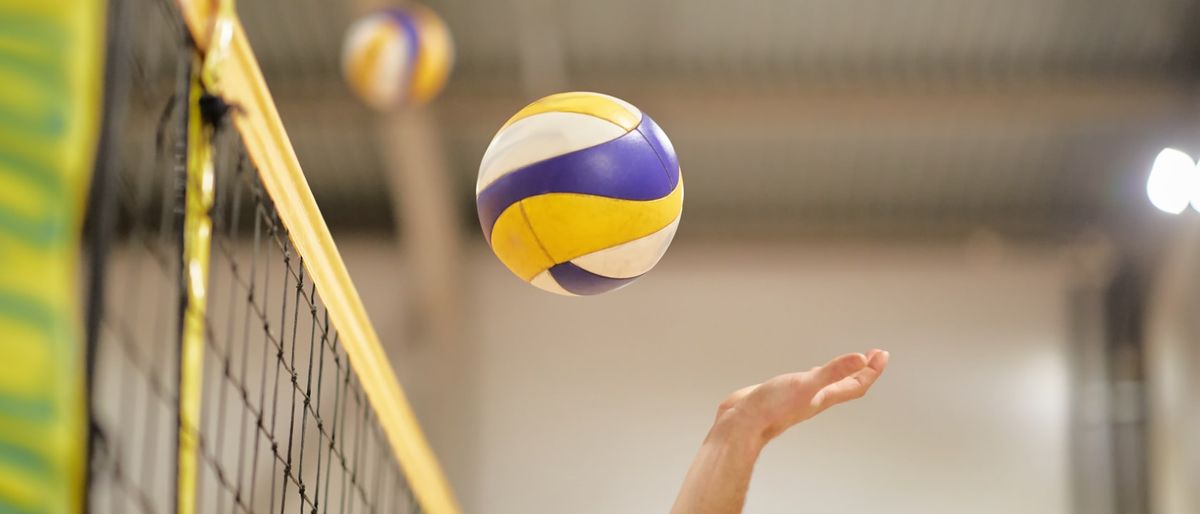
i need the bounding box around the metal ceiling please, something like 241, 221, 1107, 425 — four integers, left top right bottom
148, 0, 1200, 240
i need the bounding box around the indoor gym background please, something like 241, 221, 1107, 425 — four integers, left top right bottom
239, 2, 1199, 512
3, 0, 1200, 513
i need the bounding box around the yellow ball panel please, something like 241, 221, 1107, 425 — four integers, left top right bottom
343, 22, 398, 108
522, 180, 683, 264
501, 92, 641, 132
408, 7, 454, 104
490, 204, 555, 280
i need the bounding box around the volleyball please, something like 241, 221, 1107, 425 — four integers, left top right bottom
476, 92, 684, 296
340, 5, 454, 109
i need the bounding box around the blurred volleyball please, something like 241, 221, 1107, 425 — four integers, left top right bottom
340, 5, 454, 109
476, 92, 684, 296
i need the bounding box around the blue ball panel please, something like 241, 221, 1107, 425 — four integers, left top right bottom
476, 117, 676, 242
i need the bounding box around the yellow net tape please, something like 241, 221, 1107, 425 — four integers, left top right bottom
173, 2, 462, 513
177, 54, 216, 514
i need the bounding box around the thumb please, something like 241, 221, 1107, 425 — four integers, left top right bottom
810, 353, 868, 389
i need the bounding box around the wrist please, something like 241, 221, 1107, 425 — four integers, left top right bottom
708, 407, 770, 454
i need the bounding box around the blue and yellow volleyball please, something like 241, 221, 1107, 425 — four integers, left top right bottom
476, 92, 684, 296
340, 5, 454, 109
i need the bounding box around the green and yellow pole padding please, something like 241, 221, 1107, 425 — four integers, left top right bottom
0, 0, 105, 513
173, 0, 462, 512
176, 2, 232, 512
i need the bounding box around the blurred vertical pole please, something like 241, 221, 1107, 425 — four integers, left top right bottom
1064, 235, 1118, 514
1105, 265, 1151, 514
374, 108, 482, 510
1145, 219, 1200, 514
511, 0, 568, 96
378, 110, 462, 349
1066, 237, 1155, 514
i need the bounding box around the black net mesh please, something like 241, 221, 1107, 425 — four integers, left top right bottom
86, 0, 421, 512
189, 129, 420, 514
85, 0, 188, 510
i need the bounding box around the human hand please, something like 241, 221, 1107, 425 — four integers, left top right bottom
670, 350, 890, 514
715, 349, 889, 443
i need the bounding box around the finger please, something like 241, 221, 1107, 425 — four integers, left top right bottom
811, 371, 876, 413
813, 350, 889, 412
868, 349, 889, 372
810, 353, 868, 389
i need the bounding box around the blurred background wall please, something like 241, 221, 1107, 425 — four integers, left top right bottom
347, 241, 1083, 514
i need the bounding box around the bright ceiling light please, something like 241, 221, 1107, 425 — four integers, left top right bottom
1146, 148, 1196, 215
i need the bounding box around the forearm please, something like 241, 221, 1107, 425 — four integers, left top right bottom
670, 410, 767, 514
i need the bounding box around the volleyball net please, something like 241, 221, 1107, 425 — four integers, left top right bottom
83, 0, 459, 513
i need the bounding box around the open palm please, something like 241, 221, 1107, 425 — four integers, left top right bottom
717, 349, 889, 441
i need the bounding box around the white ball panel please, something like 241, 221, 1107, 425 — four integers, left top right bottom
477, 112, 627, 194
341, 16, 385, 68
341, 14, 412, 109
569, 215, 680, 279
371, 34, 410, 108
530, 270, 577, 296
